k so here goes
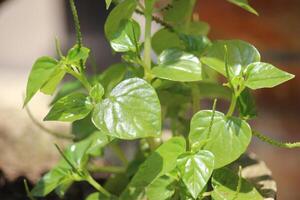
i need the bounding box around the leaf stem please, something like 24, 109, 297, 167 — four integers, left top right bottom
191, 83, 200, 114
25, 106, 73, 140
252, 130, 300, 148
227, 94, 237, 117
88, 164, 126, 174
110, 143, 129, 166
66, 67, 92, 92
55, 37, 64, 59
54, 144, 78, 173
86, 174, 111, 197
23, 180, 36, 200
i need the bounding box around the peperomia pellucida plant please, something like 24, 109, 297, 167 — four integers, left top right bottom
23, 0, 300, 199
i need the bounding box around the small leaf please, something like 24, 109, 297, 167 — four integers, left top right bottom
179, 34, 211, 56
201, 40, 260, 77
44, 93, 93, 122
211, 168, 263, 200
110, 19, 141, 52
120, 137, 186, 200
177, 151, 214, 199
189, 110, 252, 168
90, 83, 105, 103
40, 67, 66, 95
105, 0, 112, 9
51, 80, 82, 105
146, 175, 176, 200
92, 78, 161, 140
152, 49, 202, 82
237, 89, 257, 120
227, 0, 259, 15
24, 56, 59, 106
244, 62, 294, 89
105, 0, 137, 40
66, 45, 90, 65
152, 28, 184, 55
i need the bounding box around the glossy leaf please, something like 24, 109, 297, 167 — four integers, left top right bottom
211, 168, 263, 200
110, 19, 141, 52
44, 93, 93, 122
24, 56, 59, 106
227, 0, 258, 15
177, 151, 214, 199
189, 110, 252, 168
179, 34, 211, 56
201, 40, 260, 77
119, 137, 186, 199
244, 62, 294, 89
90, 83, 105, 103
40, 67, 66, 95
146, 175, 176, 200
152, 28, 184, 55
105, 0, 137, 40
237, 89, 257, 120
92, 78, 161, 140
67, 45, 90, 65
152, 49, 202, 82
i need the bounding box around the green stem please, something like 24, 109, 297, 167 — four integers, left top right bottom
191, 83, 200, 114
226, 93, 237, 116
233, 166, 242, 200
110, 143, 128, 166
86, 174, 111, 197
143, 1, 154, 82
69, 0, 82, 48
23, 180, 36, 200
252, 130, 300, 148
66, 68, 92, 92
55, 37, 64, 59
88, 164, 126, 174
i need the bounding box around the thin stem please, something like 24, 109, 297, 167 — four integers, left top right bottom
88, 164, 126, 174
66, 67, 92, 92
25, 106, 73, 140
227, 94, 237, 117
23, 180, 36, 200
191, 83, 200, 114
252, 130, 300, 149
55, 37, 64, 59
54, 144, 78, 173
207, 99, 218, 138
233, 166, 242, 200
110, 143, 128, 166
143, 1, 155, 82
86, 174, 111, 197
69, 0, 82, 48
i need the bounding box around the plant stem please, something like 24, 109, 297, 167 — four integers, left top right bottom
252, 130, 300, 148
110, 143, 128, 166
55, 37, 64, 59
66, 68, 92, 92
86, 174, 111, 197
191, 83, 200, 114
23, 180, 36, 200
88, 164, 126, 174
25, 106, 73, 140
226, 93, 237, 116
69, 0, 82, 48
143, 0, 154, 82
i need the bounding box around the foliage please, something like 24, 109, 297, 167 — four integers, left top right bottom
23, 0, 298, 199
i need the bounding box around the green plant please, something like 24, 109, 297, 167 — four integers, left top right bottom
23, 0, 299, 199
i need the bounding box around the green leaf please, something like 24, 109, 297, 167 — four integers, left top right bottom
105, 0, 137, 40
40, 67, 66, 95
105, 0, 112, 9
152, 49, 202, 82
152, 28, 184, 55
227, 0, 259, 15
98, 63, 127, 96
177, 151, 214, 199
244, 62, 294, 89
146, 175, 176, 200
44, 93, 93, 122
163, 0, 194, 26
51, 80, 82, 105
92, 78, 161, 140
201, 40, 260, 77
197, 82, 231, 100
90, 83, 105, 103
86, 192, 117, 200
189, 110, 252, 168
211, 168, 263, 200
110, 19, 141, 52
185, 21, 210, 36
179, 34, 211, 56
24, 56, 59, 106
67, 45, 90, 65
119, 137, 186, 200
72, 114, 97, 141
237, 89, 257, 120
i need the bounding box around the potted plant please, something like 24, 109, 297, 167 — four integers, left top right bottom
23, 0, 300, 199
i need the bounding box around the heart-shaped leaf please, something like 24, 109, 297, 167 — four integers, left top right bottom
24, 56, 59, 106
44, 93, 93, 122
92, 78, 161, 140
211, 168, 263, 200
189, 110, 252, 168
152, 49, 202, 82
177, 150, 214, 199
201, 40, 260, 77
244, 62, 294, 89
110, 19, 141, 52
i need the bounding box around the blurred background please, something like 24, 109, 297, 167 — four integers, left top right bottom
0, 0, 299, 199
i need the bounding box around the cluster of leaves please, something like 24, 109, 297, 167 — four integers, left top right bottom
23, 0, 296, 200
